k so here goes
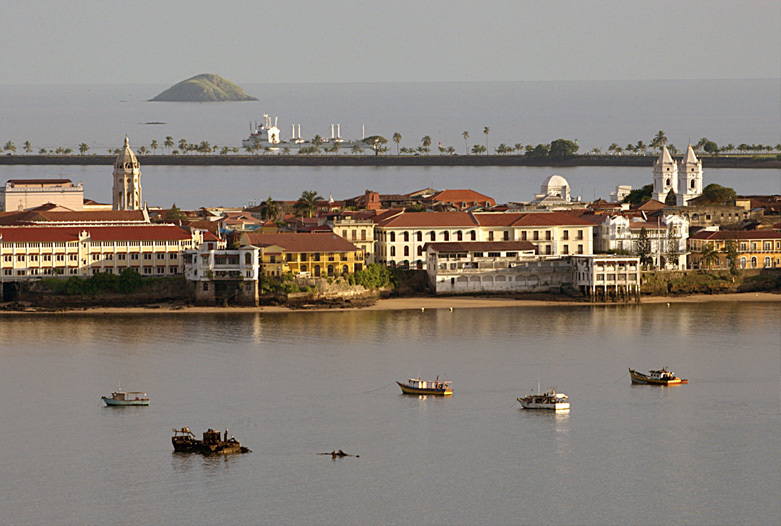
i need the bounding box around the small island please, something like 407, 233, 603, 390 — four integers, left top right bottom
149, 73, 257, 102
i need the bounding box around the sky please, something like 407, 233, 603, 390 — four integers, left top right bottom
1, 0, 779, 85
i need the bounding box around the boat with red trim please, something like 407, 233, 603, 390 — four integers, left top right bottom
397, 377, 452, 396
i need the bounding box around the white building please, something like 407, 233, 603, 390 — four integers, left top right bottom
594, 213, 689, 269
1, 179, 84, 212
652, 144, 703, 206
534, 174, 571, 202
184, 243, 260, 306
571, 255, 641, 302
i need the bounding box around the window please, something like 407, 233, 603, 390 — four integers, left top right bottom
417, 246, 423, 256
443, 232, 449, 241
157, 253, 165, 260
390, 246, 396, 257
470, 231, 476, 241
489, 231, 494, 241
404, 246, 409, 257
170, 266, 178, 274
764, 242, 772, 251
545, 231, 551, 241
56, 254, 64, 262
457, 231, 463, 241
430, 231, 436, 241
390, 232, 396, 242
487, 252, 501, 257
562, 246, 569, 255
533, 231, 539, 241
2, 255, 10, 262
351, 230, 357, 240
157, 267, 164, 274
521, 231, 527, 241
143, 267, 153, 275
361, 230, 367, 241
416, 232, 422, 242
563, 230, 569, 240
16, 255, 25, 262
118, 254, 126, 260
578, 244, 584, 254
503, 231, 509, 241
143, 253, 152, 260
403, 232, 409, 242
577, 230, 584, 240
91, 254, 100, 261
740, 242, 747, 251
131, 254, 139, 260
69, 254, 78, 261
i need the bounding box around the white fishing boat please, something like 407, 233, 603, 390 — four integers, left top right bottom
241, 114, 372, 153
517, 388, 569, 411
102, 385, 149, 406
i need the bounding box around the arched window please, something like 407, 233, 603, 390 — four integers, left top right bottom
470, 230, 476, 241
750, 257, 757, 268
690, 180, 695, 189
244, 253, 252, 264
390, 246, 396, 257
314, 265, 321, 276
417, 246, 423, 256
301, 264, 307, 272
456, 231, 463, 241
404, 246, 409, 257
390, 232, 395, 242
403, 232, 409, 242
327, 264, 334, 275
342, 265, 349, 274
739, 257, 747, 268
430, 231, 435, 241
443, 232, 450, 241
416, 231, 422, 242
763, 257, 771, 268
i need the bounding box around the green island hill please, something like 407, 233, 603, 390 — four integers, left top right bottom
149, 74, 257, 102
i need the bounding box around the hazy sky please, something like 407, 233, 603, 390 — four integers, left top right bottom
2, 0, 779, 84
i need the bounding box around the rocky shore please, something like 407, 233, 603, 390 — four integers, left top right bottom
2, 154, 778, 169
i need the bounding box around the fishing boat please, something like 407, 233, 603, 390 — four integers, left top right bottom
101, 386, 149, 406
517, 388, 570, 411
397, 377, 452, 396
241, 114, 373, 153
629, 367, 688, 385
171, 427, 251, 455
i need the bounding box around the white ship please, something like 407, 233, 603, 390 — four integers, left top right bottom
241, 114, 373, 153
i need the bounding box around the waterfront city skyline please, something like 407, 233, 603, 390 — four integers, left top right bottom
1, 1, 779, 85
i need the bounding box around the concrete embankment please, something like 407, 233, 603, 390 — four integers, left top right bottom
1, 154, 778, 169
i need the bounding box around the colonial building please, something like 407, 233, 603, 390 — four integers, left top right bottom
592, 213, 689, 269
112, 136, 143, 211
652, 145, 703, 206
0, 225, 197, 281
240, 232, 364, 277
184, 244, 259, 306
333, 215, 376, 264
1, 179, 84, 212
425, 189, 495, 211
687, 230, 781, 269
571, 255, 641, 302
473, 212, 595, 257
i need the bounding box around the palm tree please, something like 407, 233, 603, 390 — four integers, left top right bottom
471, 144, 486, 155
63, 147, 72, 155
392, 132, 402, 155
700, 243, 719, 270
150, 139, 158, 155
483, 127, 490, 150
312, 135, 324, 150
198, 141, 211, 155
651, 130, 667, 152
608, 143, 619, 155
258, 197, 280, 221
514, 143, 523, 154
39, 148, 48, 155
78, 142, 90, 155
178, 139, 188, 154
23, 141, 32, 154
351, 144, 362, 155
636, 140, 647, 155
294, 190, 322, 218
137, 146, 148, 155
446, 146, 455, 155
3, 141, 15, 154
421, 135, 431, 155
462, 131, 469, 155
164, 136, 174, 154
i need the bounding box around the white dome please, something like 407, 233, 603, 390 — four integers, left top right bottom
542, 174, 569, 189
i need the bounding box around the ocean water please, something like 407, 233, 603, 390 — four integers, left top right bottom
0, 302, 778, 525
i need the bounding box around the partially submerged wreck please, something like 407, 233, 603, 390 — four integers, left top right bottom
172, 427, 251, 455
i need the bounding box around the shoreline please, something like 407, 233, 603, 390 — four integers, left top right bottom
2, 292, 778, 316
1, 154, 778, 169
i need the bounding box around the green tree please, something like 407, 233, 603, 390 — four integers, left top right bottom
164, 203, 187, 221
471, 144, 486, 155
178, 139, 188, 154
137, 146, 148, 155
363, 135, 387, 156
78, 142, 90, 155
150, 139, 158, 155
514, 143, 523, 153
462, 131, 469, 155
164, 136, 174, 154
294, 190, 322, 218
23, 141, 32, 154
623, 184, 654, 205
651, 130, 667, 152
198, 141, 211, 155
722, 240, 739, 275
392, 132, 402, 155
700, 183, 737, 205
420, 135, 432, 155
549, 138, 579, 159
351, 144, 363, 155
699, 243, 719, 270
3, 141, 15, 154
483, 126, 490, 150
665, 228, 680, 269
703, 140, 719, 155
525, 143, 550, 158
258, 197, 280, 221
636, 227, 653, 268
636, 140, 647, 154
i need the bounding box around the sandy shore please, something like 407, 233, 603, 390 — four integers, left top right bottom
1, 292, 778, 316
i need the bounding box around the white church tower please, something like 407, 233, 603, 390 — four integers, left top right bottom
652, 145, 678, 204
112, 136, 143, 211
676, 144, 703, 206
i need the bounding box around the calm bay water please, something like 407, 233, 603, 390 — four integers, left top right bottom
0, 302, 779, 525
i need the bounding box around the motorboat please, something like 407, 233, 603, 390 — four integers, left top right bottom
172, 427, 251, 455
397, 377, 452, 396
629, 367, 687, 385
101, 386, 149, 406
517, 389, 570, 411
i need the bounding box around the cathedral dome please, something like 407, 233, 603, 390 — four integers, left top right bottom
115, 136, 139, 171
541, 174, 569, 190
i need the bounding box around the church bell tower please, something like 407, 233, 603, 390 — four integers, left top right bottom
652, 145, 678, 204
112, 136, 142, 210
677, 144, 703, 206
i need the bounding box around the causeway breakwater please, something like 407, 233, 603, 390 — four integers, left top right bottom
1, 154, 779, 169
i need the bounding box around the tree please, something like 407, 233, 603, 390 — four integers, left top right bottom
525, 143, 550, 159
23, 141, 32, 154
703, 140, 719, 155
362, 135, 387, 156
462, 131, 469, 155
623, 184, 654, 205
78, 142, 90, 155
636, 227, 653, 268
258, 197, 280, 221
651, 130, 667, 152
3, 141, 15, 154
636, 140, 647, 155
392, 132, 402, 155
420, 135, 432, 155
178, 139, 188, 154
548, 138, 578, 160
164, 203, 187, 221
38, 148, 48, 155
294, 190, 322, 218
699, 243, 719, 270
351, 144, 363, 155
483, 127, 490, 150
164, 136, 174, 154
150, 139, 158, 155
514, 143, 523, 154
608, 143, 619, 155
700, 183, 737, 205
136, 146, 148, 155
722, 240, 739, 275
665, 227, 680, 269
198, 141, 211, 155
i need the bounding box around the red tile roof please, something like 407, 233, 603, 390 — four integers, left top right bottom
242, 232, 359, 253
430, 189, 495, 205
377, 211, 479, 228
473, 212, 596, 227
0, 225, 192, 242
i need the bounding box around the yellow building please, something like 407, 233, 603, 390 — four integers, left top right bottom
240, 232, 364, 277
688, 230, 781, 269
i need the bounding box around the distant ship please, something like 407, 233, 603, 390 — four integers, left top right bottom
241, 114, 373, 153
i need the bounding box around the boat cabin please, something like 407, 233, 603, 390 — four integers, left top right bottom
406, 378, 450, 390
109, 391, 147, 401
